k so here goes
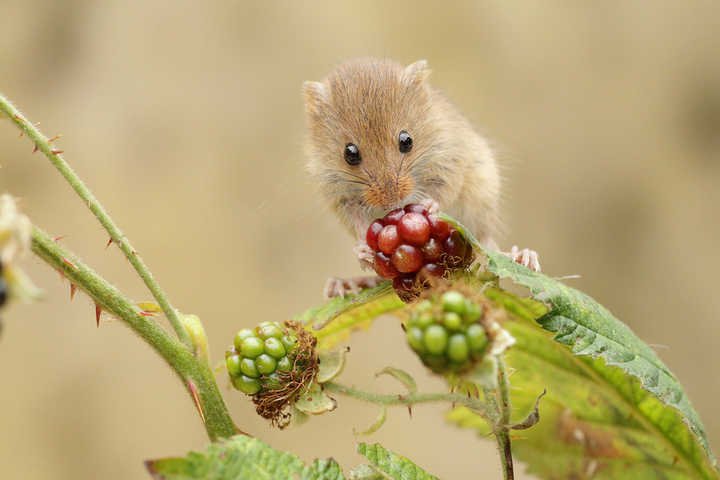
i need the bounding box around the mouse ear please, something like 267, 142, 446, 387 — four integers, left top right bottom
303, 81, 328, 115
403, 60, 431, 87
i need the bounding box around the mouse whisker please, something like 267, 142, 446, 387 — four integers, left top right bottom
359, 164, 378, 186
318, 168, 370, 187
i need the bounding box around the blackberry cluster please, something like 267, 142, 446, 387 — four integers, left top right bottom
404, 290, 488, 373
366, 204, 473, 300
226, 321, 299, 395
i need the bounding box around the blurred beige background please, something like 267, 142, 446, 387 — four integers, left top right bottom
1, 1, 719, 479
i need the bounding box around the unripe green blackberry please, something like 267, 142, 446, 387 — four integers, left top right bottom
234, 375, 262, 395
255, 354, 277, 375
423, 324, 448, 356
240, 357, 260, 378
277, 356, 294, 373
226, 321, 301, 395
239, 337, 264, 359
467, 324, 488, 354
227, 320, 321, 428
264, 337, 286, 359
226, 354, 242, 378
403, 288, 490, 374
234, 329, 255, 350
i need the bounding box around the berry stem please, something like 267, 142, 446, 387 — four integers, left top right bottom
0, 93, 192, 348
30, 225, 236, 441
495, 355, 515, 480
322, 381, 490, 420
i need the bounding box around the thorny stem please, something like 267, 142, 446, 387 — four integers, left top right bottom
30, 225, 236, 440
0, 94, 191, 347
495, 355, 515, 480
326, 373, 516, 478
322, 381, 491, 420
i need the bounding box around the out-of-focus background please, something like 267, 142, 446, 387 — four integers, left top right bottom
1, 2, 719, 479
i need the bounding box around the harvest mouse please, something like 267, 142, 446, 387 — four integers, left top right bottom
303, 58, 539, 297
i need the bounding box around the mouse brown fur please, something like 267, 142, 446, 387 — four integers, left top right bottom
303, 58, 538, 289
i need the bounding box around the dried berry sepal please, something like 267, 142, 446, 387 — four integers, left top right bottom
251, 320, 319, 428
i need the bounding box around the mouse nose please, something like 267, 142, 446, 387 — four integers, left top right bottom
363, 171, 415, 210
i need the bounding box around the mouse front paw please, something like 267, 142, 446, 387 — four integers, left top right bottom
505, 246, 541, 272
419, 198, 440, 215
354, 239, 376, 270
324, 275, 384, 300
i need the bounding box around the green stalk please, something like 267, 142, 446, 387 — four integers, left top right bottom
31, 225, 236, 440
323, 381, 490, 419
0, 94, 191, 347
495, 356, 515, 480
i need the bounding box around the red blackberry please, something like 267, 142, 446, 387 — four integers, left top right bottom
366, 204, 474, 300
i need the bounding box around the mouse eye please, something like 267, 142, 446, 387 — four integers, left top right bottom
398, 131, 413, 154
344, 143, 362, 166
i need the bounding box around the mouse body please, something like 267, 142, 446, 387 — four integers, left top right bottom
303, 58, 537, 295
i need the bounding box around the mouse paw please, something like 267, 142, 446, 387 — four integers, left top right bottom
505, 246, 541, 272
354, 239, 376, 270
324, 275, 384, 300
419, 198, 440, 214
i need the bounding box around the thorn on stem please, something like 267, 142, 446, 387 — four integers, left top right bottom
407, 406, 412, 419
105, 238, 113, 250
48, 134, 63, 142
51, 150, 64, 155
62, 257, 78, 269
31, 146, 38, 156
139, 311, 159, 317
95, 302, 102, 327
188, 379, 206, 423
70, 283, 77, 301
53, 235, 67, 242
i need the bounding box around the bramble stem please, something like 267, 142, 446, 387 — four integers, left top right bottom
31, 225, 236, 440
495, 356, 515, 480
0, 94, 191, 347
322, 381, 490, 420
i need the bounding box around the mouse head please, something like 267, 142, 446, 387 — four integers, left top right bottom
304, 58, 435, 215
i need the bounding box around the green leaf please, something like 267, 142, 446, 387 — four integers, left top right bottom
356, 443, 440, 480
146, 435, 345, 480
447, 284, 720, 479
294, 381, 337, 415
349, 464, 386, 479
375, 367, 417, 394
316, 348, 350, 383
293, 285, 405, 350
353, 407, 388, 436
435, 215, 719, 477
